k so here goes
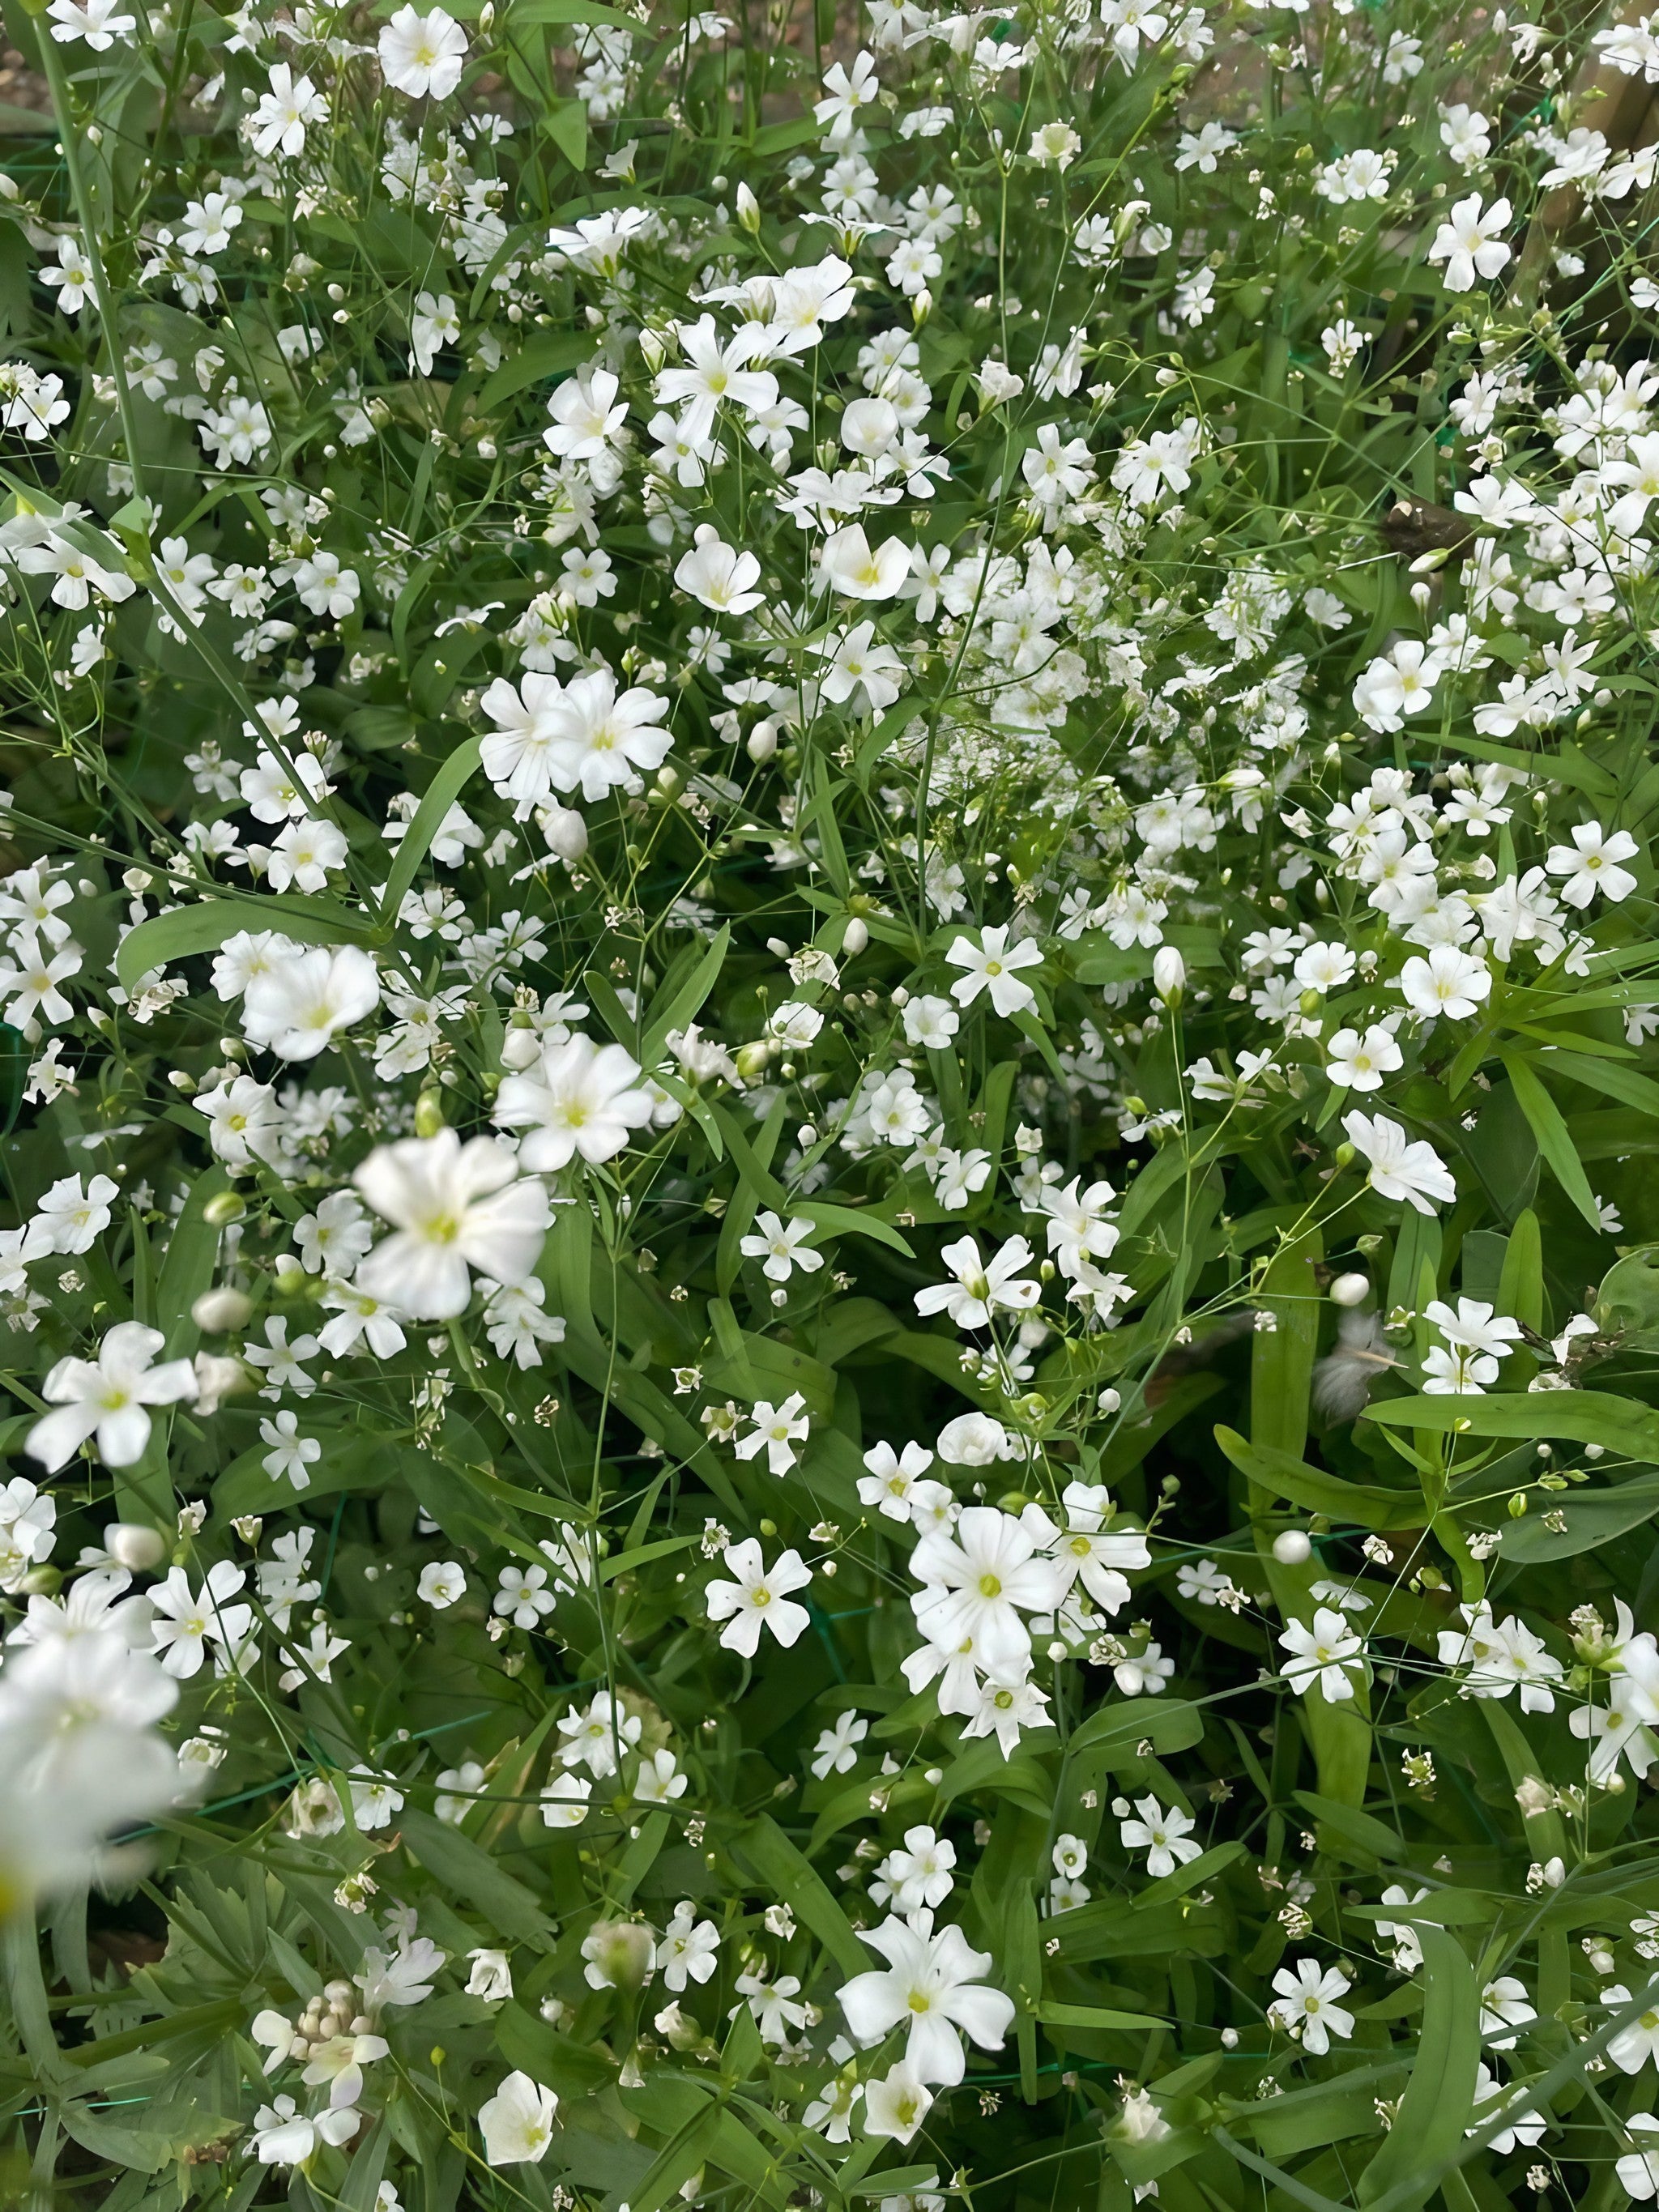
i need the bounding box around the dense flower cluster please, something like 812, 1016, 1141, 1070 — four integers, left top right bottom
5, 0, 1659, 2205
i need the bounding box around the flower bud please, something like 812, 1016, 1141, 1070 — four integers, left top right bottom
1328, 1272, 1370, 1308
415, 1089, 446, 1138
1272, 1529, 1312, 1566
1152, 946, 1185, 1004
191, 1285, 254, 1333
542, 803, 587, 862
586, 1920, 655, 1990
842, 916, 868, 957
912, 286, 932, 328
105, 1521, 168, 1572
736, 181, 761, 233
203, 1189, 245, 1226
734, 1040, 774, 1081
747, 720, 778, 763
1333, 1142, 1356, 1168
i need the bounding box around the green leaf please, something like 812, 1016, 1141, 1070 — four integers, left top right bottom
1036, 2001, 1165, 2031
1356, 1926, 1479, 2212
477, 327, 598, 411
1216, 1427, 1426, 1532
397, 1806, 552, 1942
117, 893, 379, 993
1499, 1052, 1602, 1230
642, 924, 730, 1065
729, 1815, 868, 1978
380, 735, 482, 922
1497, 1469, 1659, 1558
542, 96, 588, 169
1365, 1389, 1659, 1458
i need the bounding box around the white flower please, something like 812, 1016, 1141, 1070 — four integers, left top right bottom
148, 1562, 253, 1679
733, 1392, 812, 1475
1324, 1023, 1403, 1093
250, 64, 327, 157
876, 1825, 957, 1912
862, 2064, 933, 2143
418, 1561, 467, 1609
1119, 1794, 1201, 1877
46, 0, 136, 46
260, 1410, 321, 1489
544, 368, 629, 460
353, 1130, 549, 1321
945, 926, 1043, 1016
495, 1565, 557, 1630
706, 1538, 811, 1656
633, 1748, 686, 1805
557, 1689, 641, 1775
660, 1901, 721, 1988
241, 944, 381, 1062
911, 1507, 1062, 1677
1398, 944, 1491, 1020
859, 1439, 936, 1520
738, 1211, 823, 1283
478, 2071, 559, 2165
914, 1234, 1039, 1330
466, 1947, 514, 2001
1279, 1607, 1367, 1702
1546, 820, 1640, 906
539, 1771, 591, 1826
29, 1171, 117, 1255
28, 1323, 197, 1472
1343, 1111, 1456, 1214
1480, 1975, 1537, 2048
494, 1034, 657, 1170
820, 523, 911, 601
810, 1709, 869, 1776
1427, 193, 1512, 291
839, 1909, 1015, 2086
252, 2095, 359, 2166
675, 524, 764, 614
1618, 2112, 1659, 2195
1269, 1958, 1354, 2053
378, 4, 468, 98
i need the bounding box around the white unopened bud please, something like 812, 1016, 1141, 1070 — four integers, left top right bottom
746, 719, 778, 763
842, 916, 868, 957
541, 803, 587, 862
1153, 945, 1186, 1004
1272, 1529, 1313, 1566
191, 1285, 254, 1332
736, 181, 760, 233
1328, 1272, 1371, 1307
104, 1522, 168, 1573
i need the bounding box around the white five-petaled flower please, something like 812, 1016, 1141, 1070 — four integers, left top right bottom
910, 1506, 1064, 1678
675, 524, 764, 614
733, 1393, 811, 1475
1546, 820, 1640, 906
945, 925, 1043, 1016
493, 1034, 657, 1171
1427, 192, 1512, 292
1269, 1958, 1354, 2053
478, 2070, 559, 2165
838, 1908, 1016, 2086
738, 1210, 823, 1283
1278, 1606, 1367, 1703
1342, 1111, 1456, 1215
28, 1322, 197, 1472
1119, 1794, 1203, 1877
914, 1234, 1040, 1330
378, 3, 467, 98
352, 1129, 550, 1321
705, 1538, 811, 1656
